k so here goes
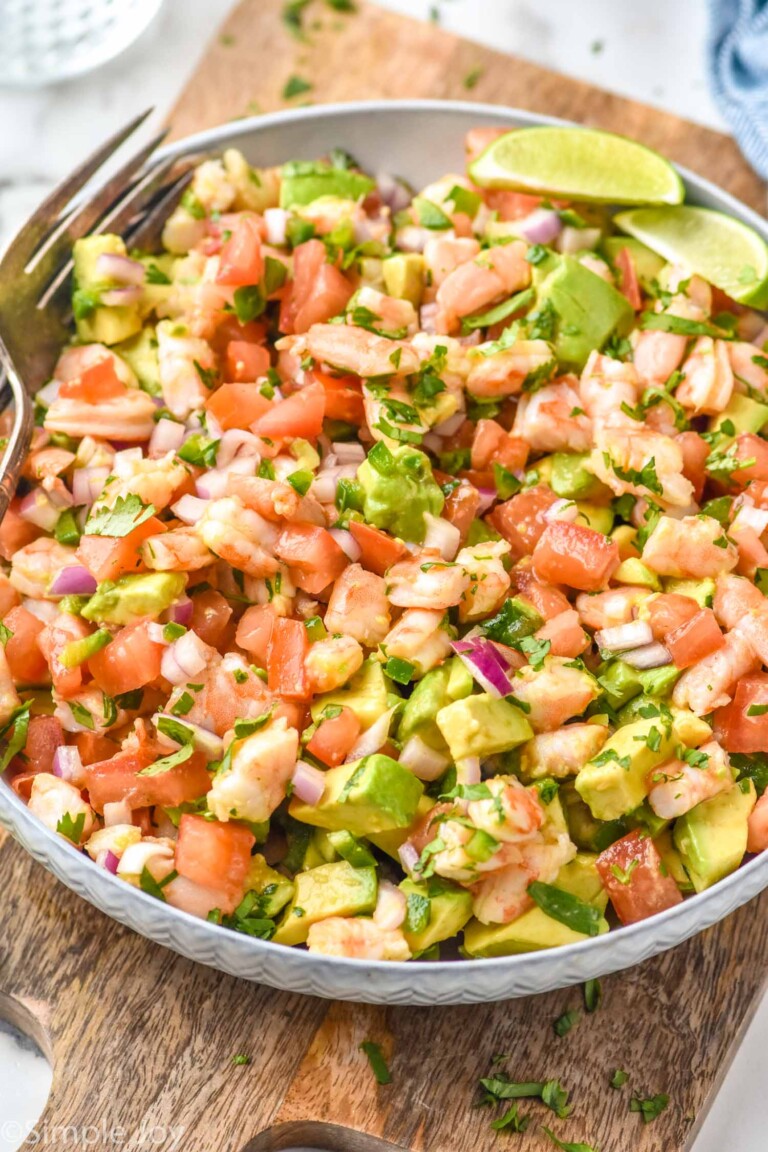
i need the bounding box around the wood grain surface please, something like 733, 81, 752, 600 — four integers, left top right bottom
2, 2, 768, 1150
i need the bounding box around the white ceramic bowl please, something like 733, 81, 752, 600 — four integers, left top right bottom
2, 100, 768, 1004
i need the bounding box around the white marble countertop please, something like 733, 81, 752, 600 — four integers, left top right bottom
0, 2, 765, 1150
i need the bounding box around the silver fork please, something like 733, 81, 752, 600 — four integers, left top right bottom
0, 108, 197, 519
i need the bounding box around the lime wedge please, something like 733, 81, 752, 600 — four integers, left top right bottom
614, 205, 768, 308
469, 126, 684, 206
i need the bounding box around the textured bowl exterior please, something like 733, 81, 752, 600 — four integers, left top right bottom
3, 100, 768, 1004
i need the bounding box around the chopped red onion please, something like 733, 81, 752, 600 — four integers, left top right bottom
112, 446, 143, 477
398, 841, 420, 875
544, 498, 580, 524
432, 410, 466, 438
344, 706, 396, 762
399, 735, 449, 782
217, 429, 261, 468
100, 286, 143, 308
171, 493, 210, 525
328, 528, 361, 562
50, 566, 98, 596
161, 630, 209, 684
52, 744, 83, 783
517, 208, 563, 245
19, 488, 60, 532
104, 799, 133, 826
373, 881, 407, 930
95, 252, 146, 286
331, 441, 366, 465
456, 755, 481, 785
103, 850, 120, 875
622, 642, 672, 669
557, 226, 602, 255
264, 208, 289, 247
22, 598, 59, 623
376, 172, 412, 213
732, 504, 768, 536
149, 418, 185, 458
423, 513, 461, 560
595, 620, 654, 653
36, 379, 61, 407
203, 410, 223, 440
195, 470, 229, 500
452, 636, 514, 698
46, 483, 74, 510
72, 466, 109, 507
167, 596, 194, 627
419, 301, 439, 332
291, 759, 326, 805
476, 487, 497, 516
147, 622, 169, 644
153, 712, 224, 760
311, 465, 357, 504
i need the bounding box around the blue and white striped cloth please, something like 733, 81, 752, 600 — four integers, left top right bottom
709, 0, 768, 179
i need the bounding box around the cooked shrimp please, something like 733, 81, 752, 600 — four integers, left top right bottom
166, 656, 273, 736
207, 715, 298, 823
142, 528, 214, 572
189, 158, 237, 214
641, 514, 738, 579
323, 564, 391, 647
196, 496, 280, 578
436, 241, 531, 332
385, 552, 470, 610
10, 538, 77, 598
352, 286, 419, 336
93, 451, 189, 513
591, 426, 694, 508
292, 323, 420, 378
156, 320, 215, 419
575, 586, 651, 631
747, 791, 768, 853
455, 540, 511, 621
632, 329, 688, 386
380, 608, 452, 674
307, 916, 411, 960
0, 647, 20, 724
85, 824, 142, 864
672, 629, 760, 714
510, 658, 599, 732
305, 635, 365, 693
580, 351, 642, 427
466, 339, 554, 398
226, 474, 300, 521
676, 338, 734, 415
423, 236, 481, 287
534, 609, 590, 658
44, 389, 157, 442
713, 572, 766, 629
54, 343, 137, 388
647, 741, 734, 819
521, 722, 608, 780
513, 378, 593, 453
55, 686, 126, 735
466, 776, 544, 843
470, 832, 575, 925
729, 341, 768, 393
28, 773, 94, 843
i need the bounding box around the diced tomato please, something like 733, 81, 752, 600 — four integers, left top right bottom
235, 604, 277, 665
215, 215, 264, 287
646, 592, 700, 641
465, 126, 506, 163
0, 575, 19, 618
484, 189, 543, 221
3, 605, 49, 685
84, 748, 211, 812
175, 813, 255, 907
308, 369, 365, 424
75, 731, 120, 766
533, 521, 620, 592
614, 246, 642, 311
442, 481, 481, 541
722, 433, 768, 490
38, 617, 91, 698
665, 608, 724, 669
274, 523, 348, 594
211, 315, 268, 352
23, 447, 76, 482
76, 515, 166, 583
734, 524, 768, 577
280, 239, 354, 334
677, 431, 710, 503
253, 380, 325, 443
266, 616, 310, 700
488, 485, 560, 558
510, 563, 571, 620
596, 830, 683, 925
205, 382, 272, 432
306, 705, 361, 767
59, 357, 126, 402
23, 716, 64, 775
534, 609, 589, 658
471, 418, 529, 472
347, 520, 408, 576
225, 341, 270, 383
189, 588, 233, 650
88, 620, 165, 697
0, 500, 42, 561
715, 673, 768, 754
747, 792, 768, 854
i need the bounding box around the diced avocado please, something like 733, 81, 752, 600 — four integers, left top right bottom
244, 854, 295, 918
709, 393, 768, 439
466, 518, 503, 546
483, 597, 544, 646
610, 523, 640, 559
576, 711, 710, 820
326, 829, 377, 867
638, 664, 681, 697
673, 779, 757, 893
663, 577, 716, 609
272, 860, 378, 946
400, 877, 473, 953
82, 572, 186, 626
625, 800, 669, 838
601, 236, 665, 292
115, 327, 161, 395
561, 782, 627, 851
612, 557, 660, 590
59, 627, 111, 668
654, 830, 694, 892
382, 253, 425, 308
597, 659, 643, 710
533, 253, 634, 371
73, 234, 143, 345
437, 693, 533, 761
368, 795, 434, 859
310, 829, 339, 864
289, 753, 424, 836
398, 658, 472, 750
575, 502, 614, 535
357, 445, 444, 543
550, 453, 605, 500
462, 854, 609, 957
311, 656, 389, 731
280, 166, 375, 209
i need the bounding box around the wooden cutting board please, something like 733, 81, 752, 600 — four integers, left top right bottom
3, 2, 768, 1149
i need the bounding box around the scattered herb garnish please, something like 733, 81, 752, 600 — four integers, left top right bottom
359, 1041, 392, 1085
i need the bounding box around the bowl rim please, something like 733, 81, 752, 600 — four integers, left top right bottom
4, 96, 768, 991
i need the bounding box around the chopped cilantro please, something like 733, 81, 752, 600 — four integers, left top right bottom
553, 1008, 581, 1037
138, 742, 194, 777
359, 1041, 391, 1085
282, 74, 313, 100
463, 66, 484, 89
231, 1054, 251, 1066
630, 1093, 670, 1124
85, 494, 156, 538
610, 1068, 629, 1089
56, 811, 86, 845
527, 882, 603, 937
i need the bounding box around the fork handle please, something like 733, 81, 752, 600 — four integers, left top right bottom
0, 344, 35, 520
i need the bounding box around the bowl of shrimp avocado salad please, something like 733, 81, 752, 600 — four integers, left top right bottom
2, 103, 768, 994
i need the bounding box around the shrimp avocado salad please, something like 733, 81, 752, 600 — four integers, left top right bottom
3, 124, 768, 962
